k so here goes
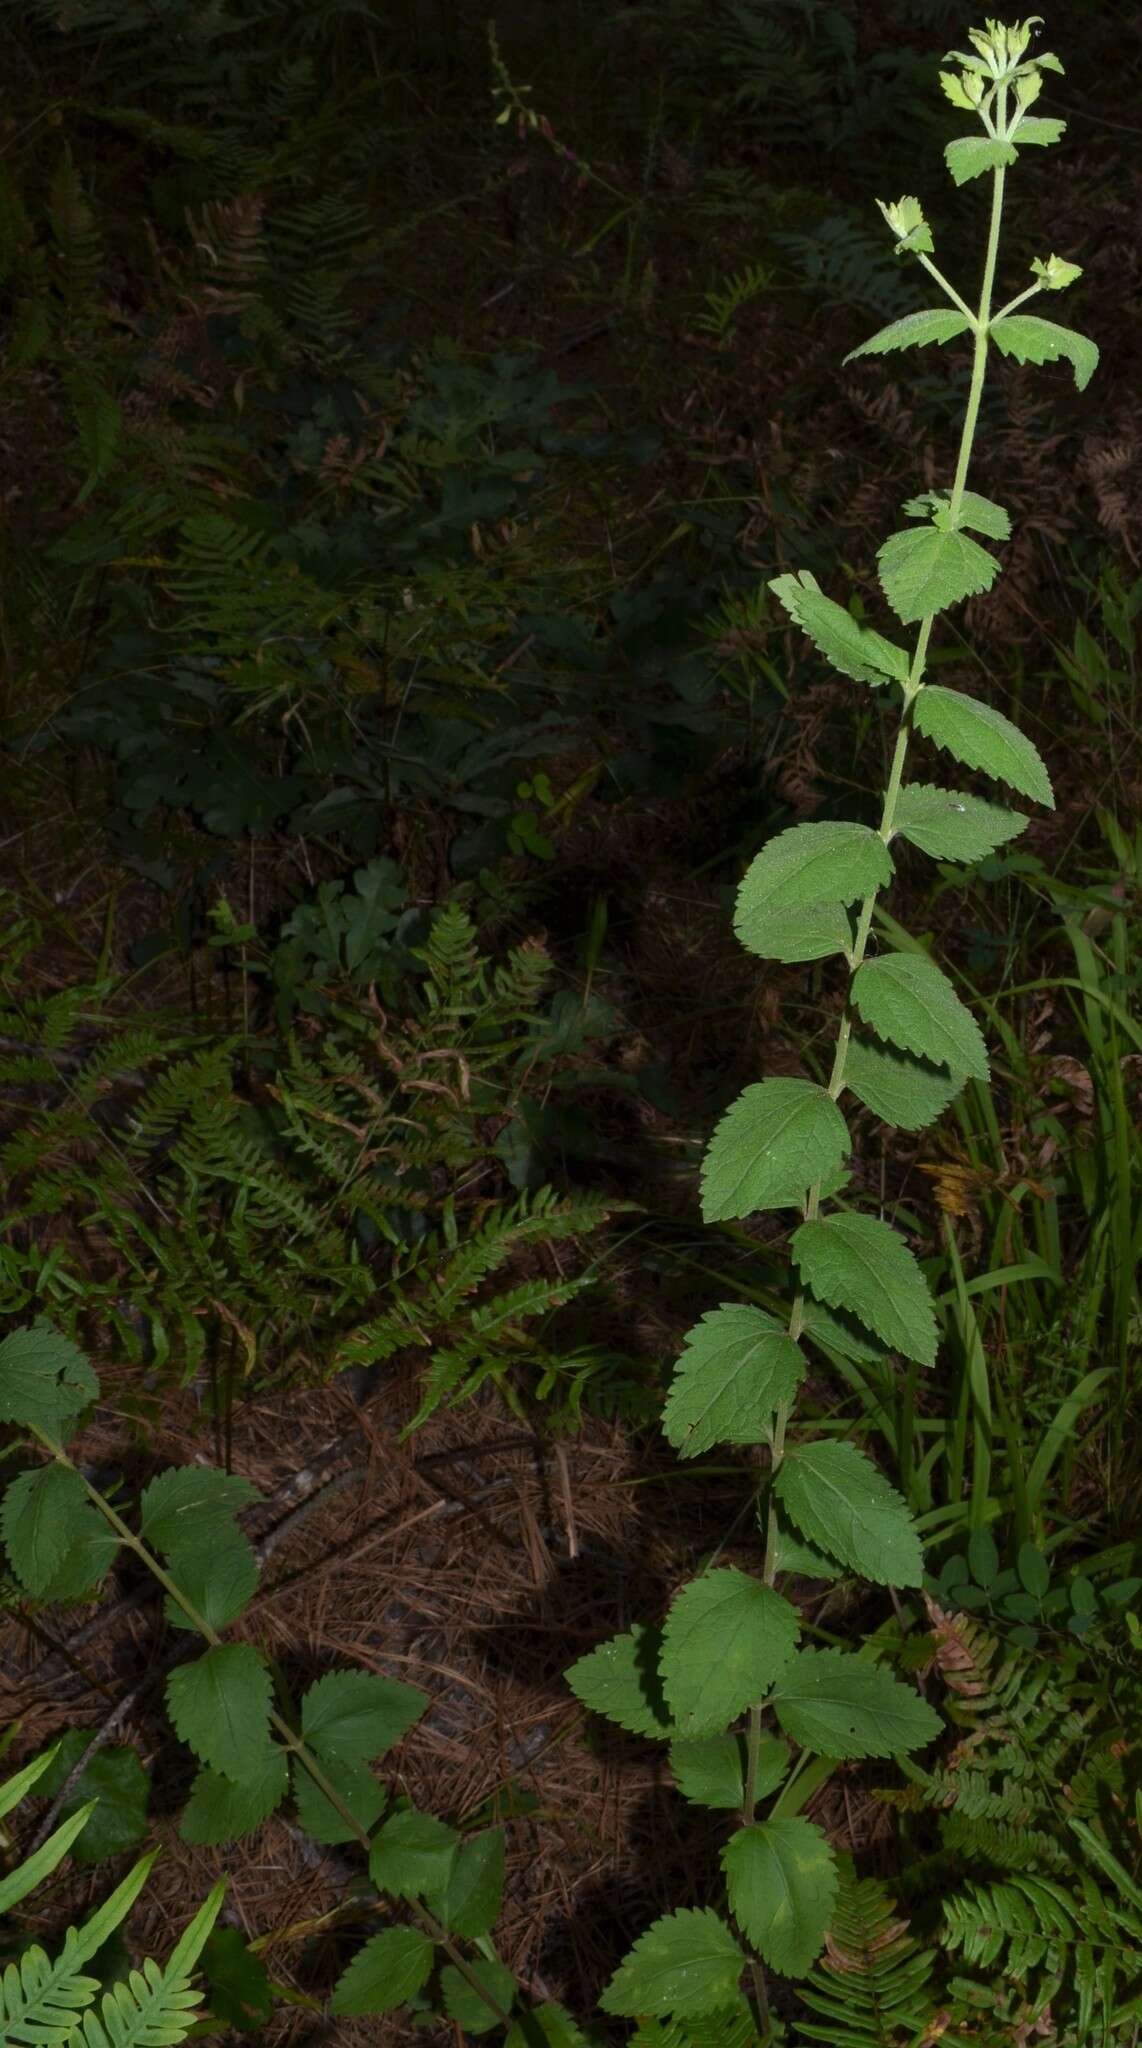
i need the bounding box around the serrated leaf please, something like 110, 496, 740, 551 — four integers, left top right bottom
989, 312, 1097, 390
369, 1807, 459, 1899
914, 686, 1054, 806
944, 136, 1017, 185
506, 2003, 595, 2048
771, 1519, 843, 1581
301, 1669, 428, 1765
37, 1516, 120, 1602
845, 1036, 965, 1132
876, 195, 932, 256
1015, 117, 1066, 147
877, 525, 999, 625
905, 489, 1010, 541
431, 1827, 505, 1937
295, 1753, 386, 1844
669, 1735, 746, 1810
700, 1081, 850, 1222
599, 1908, 745, 2018
852, 952, 987, 1080
733, 901, 854, 966
844, 308, 971, 364
180, 1748, 290, 1846
166, 1644, 274, 1782
769, 1648, 942, 1758
440, 1959, 516, 2034
1, 1464, 92, 1593
662, 1307, 804, 1460
735, 824, 892, 962
331, 1927, 435, 2017
660, 1570, 800, 1737
1030, 253, 1081, 292
775, 1440, 923, 1587
792, 1213, 937, 1367
799, 1299, 889, 1367
139, 1467, 259, 1554
894, 783, 1028, 862
0, 1320, 99, 1433
39, 1736, 149, 1864
566, 1624, 674, 1739
768, 571, 911, 685
163, 1528, 258, 1634
722, 1819, 838, 1977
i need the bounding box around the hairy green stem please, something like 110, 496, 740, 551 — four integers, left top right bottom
29, 1427, 515, 2031
743, 138, 1010, 1866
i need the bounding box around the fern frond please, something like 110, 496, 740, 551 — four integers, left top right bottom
796, 1869, 935, 2048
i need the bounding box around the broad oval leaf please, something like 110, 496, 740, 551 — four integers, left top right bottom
368, 1808, 459, 1900
775, 1439, 924, 1587
599, 1907, 745, 2018
0, 1321, 100, 1434
721, 1819, 839, 1978
792, 1213, 938, 1367
669, 1734, 747, 1811
913, 687, 1054, 807
660, 1569, 800, 1736
990, 312, 1097, 390
166, 1644, 275, 1782
331, 1926, 434, 2018
735, 901, 854, 966
301, 1669, 428, 1765
735, 825, 893, 959
295, 1753, 386, 1844
845, 1036, 965, 1131
431, 1827, 505, 1938
852, 952, 988, 1080
1015, 117, 1066, 148
1, 1465, 92, 1595
769, 1648, 942, 1758
877, 525, 999, 625
566, 1624, 674, 1739
701, 1080, 850, 1222
440, 1959, 517, 2035
845, 308, 971, 363
894, 783, 1027, 862
768, 571, 911, 685
662, 1305, 804, 1459
139, 1467, 259, 1555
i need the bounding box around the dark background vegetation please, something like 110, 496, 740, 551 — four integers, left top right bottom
0, 0, 1139, 2040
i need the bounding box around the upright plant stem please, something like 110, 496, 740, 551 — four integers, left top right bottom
743, 123, 1010, 1849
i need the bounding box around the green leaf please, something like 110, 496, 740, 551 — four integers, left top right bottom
1030, 253, 1082, 292
767, 571, 911, 686
166, 1644, 274, 1782
440, 1959, 516, 2034
735, 825, 893, 957
876, 195, 932, 256
894, 783, 1028, 862
294, 1753, 386, 1844
202, 1927, 273, 2033
989, 312, 1098, 390
701, 1081, 850, 1223
914, 687, 1054, 806
38, 1736, 149, 1865
301, 1669, 428, 1765
1017, 1541, 1050, 1597
792, 1213, 937, 1367
330, 1927, 435, 2017
775, 1440, 923, 1588
37, 1517, 120, 1603
599, 1908, 745, 2018
139, 1467, 259, 1553
369, 1807, 459, 1899
944, 136, 1017, 185
660, 1570, 800, 1737
431, 1828, 505, 1937
1, 1464, 93, 1593
799, 1300, 890, 1368
721, 1819, 838, 1978
163, 1529, 258, 1634
772, 1520, 843, 1581
0, 1321, 99, 1434
904, 489, 1011, 541
566, 1624, 674, 1739
844, 309, 971, 364
877, 525, 999, 625
669, 1735, 745, 1811
180, 1749, 290, 1846
769, 1648, 942, 1758
1014, 117, 1066, 147
845, 1037, 965, 1132
506, 2003, 595, 2048
662, 1306, 804, 1459
852, 952, 988, 1080
733, 901, 854, 967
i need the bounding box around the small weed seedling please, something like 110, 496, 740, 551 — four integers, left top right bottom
568, 16, 1097, 2032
